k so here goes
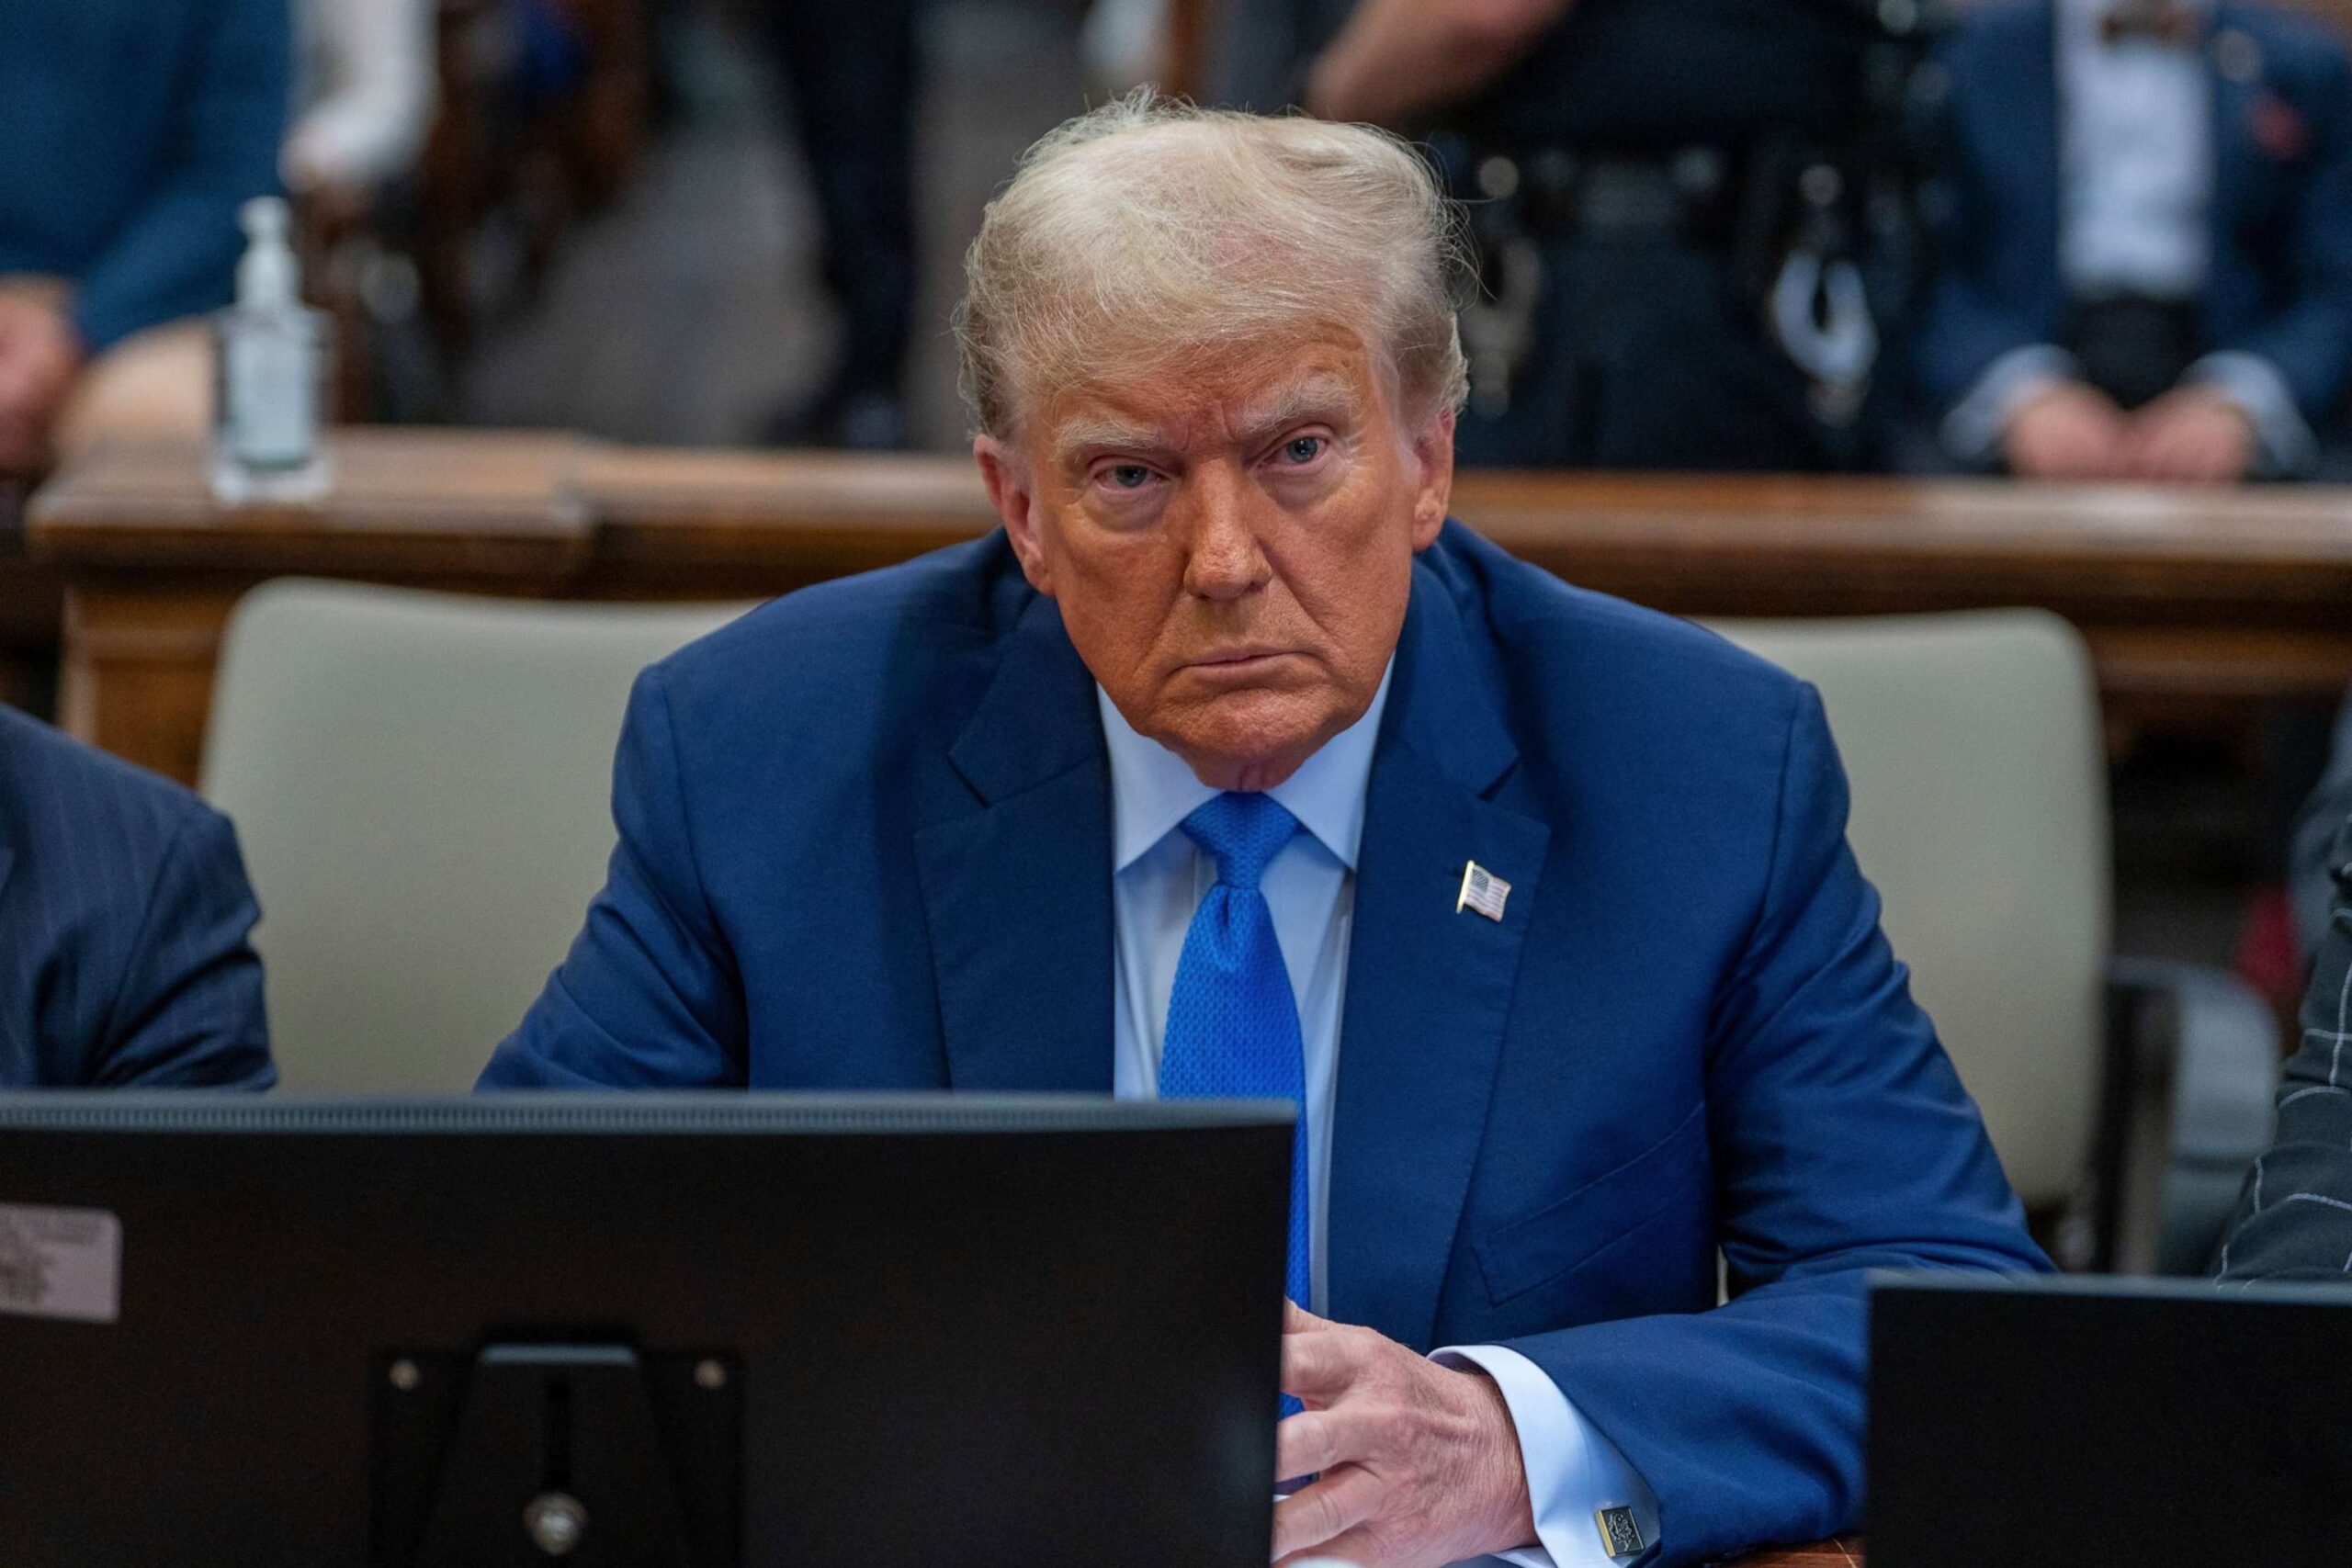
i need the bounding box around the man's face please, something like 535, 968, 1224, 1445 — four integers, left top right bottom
977, 326, 1453, 792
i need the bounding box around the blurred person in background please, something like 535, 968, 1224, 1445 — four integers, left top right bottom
1218, 0, 1937, 471
0, 0, 289, 474
757, 0, 924, 451
283, 0, 439, 204
1917, 0, 2352, 482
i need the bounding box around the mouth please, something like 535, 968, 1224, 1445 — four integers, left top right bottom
1182, 648, 1301, 676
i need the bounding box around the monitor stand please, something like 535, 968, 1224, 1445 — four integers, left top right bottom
373, 1342, 741, 1566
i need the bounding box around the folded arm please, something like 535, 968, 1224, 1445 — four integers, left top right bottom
1303, 0, 1574, 127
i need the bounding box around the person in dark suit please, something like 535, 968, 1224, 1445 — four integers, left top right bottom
1915, 0, 2352, 481
755, 0, 922, 451
0, 705, 273, 1089
2218, 807, 2352, 1280
483, 98, 2045, 1567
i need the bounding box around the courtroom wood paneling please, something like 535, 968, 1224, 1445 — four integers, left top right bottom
28, 430, 2352, 784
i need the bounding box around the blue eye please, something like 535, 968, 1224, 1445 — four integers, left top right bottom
1280, 436, 1325, 465
1106, 464, 1153, 490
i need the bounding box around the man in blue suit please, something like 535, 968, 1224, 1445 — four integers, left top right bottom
0, 705, 272, 1089
1915, 0, 2352, 481
484, 98, 2046, 1566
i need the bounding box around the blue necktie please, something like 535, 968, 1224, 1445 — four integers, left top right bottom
1160, 793, 1313, 1336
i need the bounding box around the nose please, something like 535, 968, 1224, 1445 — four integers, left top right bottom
1179, 462, 1272, 603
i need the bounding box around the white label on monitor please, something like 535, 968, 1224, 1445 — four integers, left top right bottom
0, 1203, 121, 1324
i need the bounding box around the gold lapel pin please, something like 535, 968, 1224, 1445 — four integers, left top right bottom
1456, 861, 1510, 921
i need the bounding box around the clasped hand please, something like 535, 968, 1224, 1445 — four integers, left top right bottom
1272, 1302, 1537, 1567
2003, 380, 2256, 484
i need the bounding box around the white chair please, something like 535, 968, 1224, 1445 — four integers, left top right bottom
1713, 611, 2275, 1272
202, 580, 752, 1093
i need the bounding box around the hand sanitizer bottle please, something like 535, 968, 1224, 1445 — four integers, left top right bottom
210, 197, 332, 502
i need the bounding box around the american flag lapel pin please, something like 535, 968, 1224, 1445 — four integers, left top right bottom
1456, 861, 1510, 921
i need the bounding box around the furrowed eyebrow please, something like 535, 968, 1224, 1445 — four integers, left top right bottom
1233, 377, 1361, 446
1053, 419, 1170, 468
1050, 375, 1363, 468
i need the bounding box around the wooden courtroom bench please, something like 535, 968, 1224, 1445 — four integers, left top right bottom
28, 429, 2352, 786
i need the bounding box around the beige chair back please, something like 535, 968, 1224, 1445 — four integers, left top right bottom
202, 580, 753, 1092
1709, 611, 2109, 1209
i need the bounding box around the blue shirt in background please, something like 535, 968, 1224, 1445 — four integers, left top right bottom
1, 0, 288, 352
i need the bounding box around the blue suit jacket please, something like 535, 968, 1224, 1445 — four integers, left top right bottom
0, 706, 272, 1089
0, 0, 288, 352
483, 524, 2047, 1562
1913, 0, 2352, 423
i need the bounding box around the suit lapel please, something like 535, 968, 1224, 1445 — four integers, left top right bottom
913, 592, 1116, 1094
1326, 570, 1549, 1349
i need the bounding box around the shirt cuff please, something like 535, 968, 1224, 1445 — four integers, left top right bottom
1941, 344, 2081, 465
1433, 1344, 1660, 1567
2188, 351, 2317, 477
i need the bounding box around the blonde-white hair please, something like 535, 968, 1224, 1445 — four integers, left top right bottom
955, 91, 1472, 442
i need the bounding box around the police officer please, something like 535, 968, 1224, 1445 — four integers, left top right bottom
757, 0, 922, 451
1243, 0, 1928, 470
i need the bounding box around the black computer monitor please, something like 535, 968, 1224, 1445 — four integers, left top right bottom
1869, 1271, 2352, 1568
0, 1092, 1293, 1567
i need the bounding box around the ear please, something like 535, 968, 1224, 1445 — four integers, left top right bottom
1408, 408, 1455, 551
975, 434, 1055, 596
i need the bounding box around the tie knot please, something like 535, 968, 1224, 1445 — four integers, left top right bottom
1182, 792, 1299, 891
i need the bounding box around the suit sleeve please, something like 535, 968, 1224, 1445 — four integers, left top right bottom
69, 0, 288, 352
92, 807, 274, 1089
2211, 44, 2352, 423
2218, 811, 2352, 1282
1497, 684, 2049, 1565
1909, 31, 2061, 421
479, 664, 749, 1088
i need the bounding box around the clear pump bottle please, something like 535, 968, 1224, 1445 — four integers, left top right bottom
210, 197, 332, 502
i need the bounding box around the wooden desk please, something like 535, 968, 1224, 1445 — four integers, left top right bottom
30, 430, 2352, 784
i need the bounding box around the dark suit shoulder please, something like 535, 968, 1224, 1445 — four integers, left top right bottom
1421, 522, 1808, 719
646, 531, 1022, 705
0, 704, 232, 862
0, 705, 267, 1089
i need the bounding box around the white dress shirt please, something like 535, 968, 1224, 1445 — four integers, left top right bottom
286, 0, 439, 193
1099, 671, 1662, 1567
1942, 0, 2314, 471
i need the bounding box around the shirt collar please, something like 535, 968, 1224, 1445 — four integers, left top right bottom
1097, 659, 1395, 875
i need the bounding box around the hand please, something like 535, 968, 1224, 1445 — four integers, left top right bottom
2001, 379, 2131, 480
2120, 386, 2256, 485
0, 294, 85, 471
1272, 1302, 1537, 1567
